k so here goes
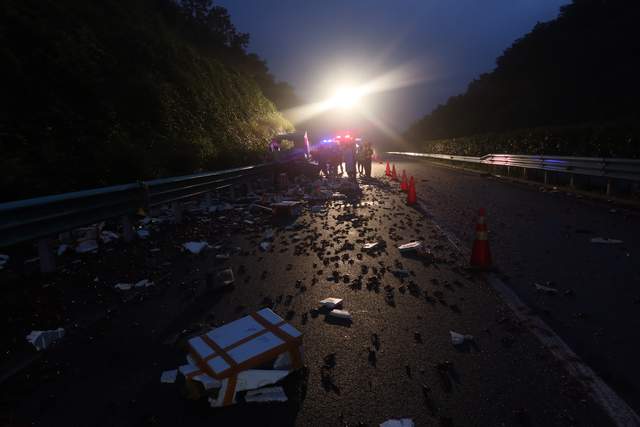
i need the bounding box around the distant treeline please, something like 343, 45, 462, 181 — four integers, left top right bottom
0, 0, 297, 201
406, 0, 640, 156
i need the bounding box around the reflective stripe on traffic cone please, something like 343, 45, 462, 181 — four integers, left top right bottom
470, 208, 491, 269
407, 176, 416, 205
391, 164, 398, 181
385, 161, 391, 176
400, 170, 408, 192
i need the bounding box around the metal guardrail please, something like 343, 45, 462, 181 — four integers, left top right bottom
0, 162, 285, 250
387, 152, 640, 182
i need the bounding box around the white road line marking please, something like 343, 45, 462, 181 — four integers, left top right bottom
416, 199, 640, 427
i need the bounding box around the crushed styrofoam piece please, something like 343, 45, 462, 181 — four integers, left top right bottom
75, 240, 98, 253
235, 369, 291, 393
260, 241, 272, 251
137, 229, 150, 239
380, 419, 415, 427
245, 386, 288, 403
0, 254, 9, 269
319, 298, 343, 309
363, 242, 380, 250
193, 373, 222, 390
590, 237, 623, 244
160, 369, 178, 384
450, 330, 474, 345
273, 352, 292, 370
100, 230, 119, 244
57, 245, 70, 256
135, 279, 155, 288
328, 309, 352, 320
115, 283, 133, 291
534, 283, 558, 294
398, 241, 423, 252
26, 328, 65, 351
183, 241, 209, 254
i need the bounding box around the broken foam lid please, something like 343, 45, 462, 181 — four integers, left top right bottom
397, 241, 423, 252
328, 309, 352, 320
244, 386, 288, 403
380, 419, 415, 427
26, 328, 65, 351
450, 330, 474, 346
319, 298, 343, 309
183, 241, 209, 254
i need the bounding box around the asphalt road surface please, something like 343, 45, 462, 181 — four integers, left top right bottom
0, 172, 617, 426
383, 155, 640, 417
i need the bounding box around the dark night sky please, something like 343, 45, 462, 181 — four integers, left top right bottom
219, 0, 570, 134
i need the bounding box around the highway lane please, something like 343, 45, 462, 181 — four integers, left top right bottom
381, 156, 640, 414
1, 176, 612, 426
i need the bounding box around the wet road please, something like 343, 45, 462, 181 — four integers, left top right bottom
1, 174, 614, 426
384, 155, 640, 415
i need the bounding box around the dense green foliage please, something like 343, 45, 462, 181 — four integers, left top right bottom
0, 0, 294, 201
406, 0, 640, 156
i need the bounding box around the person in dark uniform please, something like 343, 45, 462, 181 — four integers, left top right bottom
363, 142, 373, 177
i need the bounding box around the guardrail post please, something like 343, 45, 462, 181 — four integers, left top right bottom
121, 215, 135, 243
172, 201, 183, 224
37, 238, 56, 273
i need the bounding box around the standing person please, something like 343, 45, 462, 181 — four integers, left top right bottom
344, 142, 357, 182
356, 144, 365, 176
363, 142, 373, 178
335, 144, 344, 176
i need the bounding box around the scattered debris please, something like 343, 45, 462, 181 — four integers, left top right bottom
216, 268, 235, 286
114, 283, 133, 291
75, 240, 98, 253
244, 386, 288, 403
56, 244, 70, 256
260, 241, 272, 251
179, 308, 303, 407
590, 237, 623, 244
319, 298, 343, 309
0, 254, 8, 270
137, 229, 150, 239
26, 328, 65, 351
534, 282, 558, 294
160, 369, 178, 383
135, 279, 155, 288
328, 309, 352, 320
363, 242, 380, 250
398, 241, 423, 252
183, 241, 209, 254
450, 330, 474, 346
100, 230, 119, 244
380, 419, 414, 427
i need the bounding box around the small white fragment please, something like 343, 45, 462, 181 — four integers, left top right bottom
590, 237, 623, 244
260, 241, 271, 251
115, 283, 133, 291
363, 242, 379, 250
217, 268, 235, 286
380, 419, 414, 427
134, 279, 155, 288
398, 241, 423, 252
75, 240, 98, 253
215, 253, 230, 260
137, 229, 150, 239
534, 283, 558, 294
160, 369, 178, 384
450, 330, 474, 345
245, 386, 288, 403
26, 328, 65, 351
328, 309, 352, 320
319, 298, 343, 309
183, 241, 209, 254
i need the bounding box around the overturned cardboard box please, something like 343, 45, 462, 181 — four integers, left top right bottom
180, 308, 303, 407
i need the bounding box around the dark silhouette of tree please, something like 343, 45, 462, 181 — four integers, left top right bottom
406, 0, 640, 156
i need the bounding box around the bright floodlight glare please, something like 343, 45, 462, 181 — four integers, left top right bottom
328, 85, 363, 109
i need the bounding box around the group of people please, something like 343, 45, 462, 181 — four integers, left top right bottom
313, 141, 374, 180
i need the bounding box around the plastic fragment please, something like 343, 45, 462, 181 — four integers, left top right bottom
319, 298, 343, 309
328, 309, 352, 320
160, 369, 178, 383
26, 328, 65, 351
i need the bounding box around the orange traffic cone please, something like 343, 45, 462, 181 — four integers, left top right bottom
407, 176, 416, 205
400, 170, 408, 192
391, 164, 398, 181
470, 208, 492, 269
385, 161, 391, 176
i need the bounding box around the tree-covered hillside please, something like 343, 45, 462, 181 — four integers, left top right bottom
0, 0, 295, 201
406, 0, 640, 155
